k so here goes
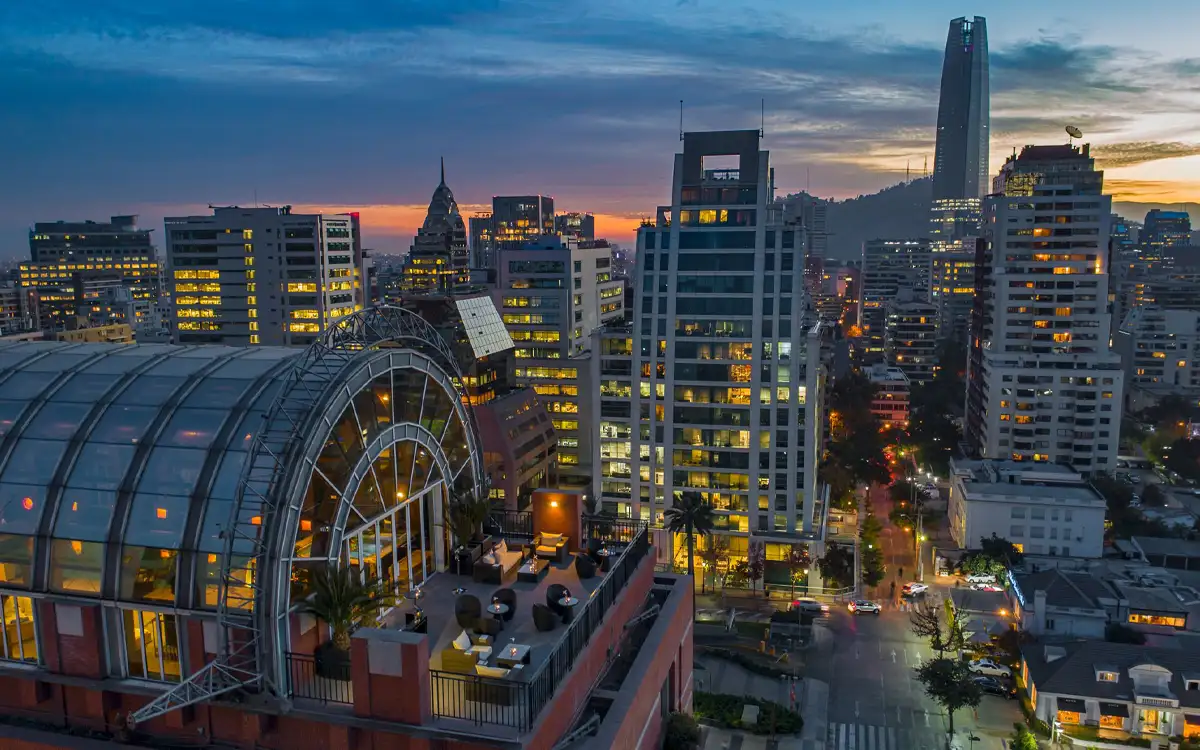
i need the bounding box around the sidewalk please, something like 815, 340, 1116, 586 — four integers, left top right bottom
693, 655, 828, 750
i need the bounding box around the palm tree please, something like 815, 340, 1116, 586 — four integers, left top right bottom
298, 565, 396, 653
664, 492, 716, 580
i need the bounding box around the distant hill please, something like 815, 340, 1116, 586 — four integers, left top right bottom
790, 178, 933, 261
1112, 202, 1198, 225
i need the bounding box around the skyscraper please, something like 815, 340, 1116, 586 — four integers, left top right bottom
403, 161, 469, 295
932, 16, 989, 202
964, 144, 1123, 474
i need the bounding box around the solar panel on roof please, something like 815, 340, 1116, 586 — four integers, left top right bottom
454, 296, 514, 358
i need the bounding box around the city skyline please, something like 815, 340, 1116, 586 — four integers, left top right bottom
2, 1, 1199, 256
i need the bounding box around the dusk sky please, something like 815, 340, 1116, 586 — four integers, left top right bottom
2, 0, 1199, 257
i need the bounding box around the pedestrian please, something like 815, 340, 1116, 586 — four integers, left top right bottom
898, 566, 904, 581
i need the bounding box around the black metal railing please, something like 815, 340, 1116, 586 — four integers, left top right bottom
430, 523, 651, 732
486, 509, 534, 540
583, 514, 644, 545
285, 652, 354, 705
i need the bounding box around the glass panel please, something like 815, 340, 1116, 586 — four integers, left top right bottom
374, 448, 396, 509
212, 356, 289, 379
0, 535, 33, 588
124, 492, 190, 549
410, 445, 434, 497
0, 346, 55, 372
50, 374, 117, 402
119, 547, 178, 604
397, 503, 413, 591
197, 498, 231, 553
80, 353, 155, 375
22, 402, 92, 440
137, 447, 207, 496
209, 453, 249, 501
147, 356, 215, 377
89, 405, 159, 444
441, 413, 470, 475
393, 442, 415, 502
1, 439, 68, 485
158, 408, 228, 449
351, 471, 385, 525
419, 376, 453, 440
66, 443, 136, 490
156, 612, 181, 681
0, 401, 26, 439
195, 551, 222, 609
2, 595, 37, 663
54, 488, 118, 541
179, 378, 254, 410
395, 368, 425, 424
0, 484, 47, 534
0, 372, 56, 400
50, 539, 104, 594
332, 403, 365, 473
361, 523, 379, 582
379, 515, 396, 591
114, 376, 185, 405
21, 352, 94, 372
123, 609, 146, 678
295, 473, 339, 559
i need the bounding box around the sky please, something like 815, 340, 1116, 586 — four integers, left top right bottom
2, 0, 1199, 257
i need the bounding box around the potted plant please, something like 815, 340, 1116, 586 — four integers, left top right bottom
447, 493, 492, 574
298, 566, 395, 679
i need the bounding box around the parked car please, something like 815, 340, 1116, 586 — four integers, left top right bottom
968, 658, 1012, 678
971, 583, 1004, 592
965, 573, 996, 584
848, 600, 881, 615
791, 597, 830, 614
973, 676, 1017, 699
902, 582, 929, 596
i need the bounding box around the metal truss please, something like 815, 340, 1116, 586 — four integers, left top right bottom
130, 306, 478, 725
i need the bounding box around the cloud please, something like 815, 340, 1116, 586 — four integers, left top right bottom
1093, 142, 1200, 169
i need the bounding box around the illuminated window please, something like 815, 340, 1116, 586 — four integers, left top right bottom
288, 322, 320, 333
250, 334, 260, 344
1128, 612, 1185, 628
242, 230, 253, 240
290, 309, 320, 320
244, 256, 254, 267
0, 595, 37, 663
123, 610, 181, 682
287, 282, 318, 293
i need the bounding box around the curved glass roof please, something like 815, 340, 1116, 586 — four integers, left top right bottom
0, 341, 298, 601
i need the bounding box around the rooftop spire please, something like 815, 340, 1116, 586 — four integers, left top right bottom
440, 156, 445, 186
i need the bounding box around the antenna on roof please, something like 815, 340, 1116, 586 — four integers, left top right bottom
679, 100, 684, 141
760, 99, 765, 138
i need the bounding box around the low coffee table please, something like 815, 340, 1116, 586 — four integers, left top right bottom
517, 558, 549, 584
496, 643, 531, 668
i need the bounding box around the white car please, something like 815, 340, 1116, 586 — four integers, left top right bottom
971, 583, 1004, 593
901, 582, 929, 596
965, 573, 997, 585
968, 658, 1012, 678
791, 597, 830, 614
848, 600, 881, 615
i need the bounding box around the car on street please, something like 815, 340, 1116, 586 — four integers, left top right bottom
848, 600, 881, 615
971, 583, 1004, 592
972, 675, 1016, 699
968, 658, 1012, 678
901, 582, 929, 596
791, 597, 830, 614
965, 573, 997, 584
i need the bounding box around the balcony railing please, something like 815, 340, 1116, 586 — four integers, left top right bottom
285, 652, 354, 705
430, 523, 651, 733
486, 509, 534, 540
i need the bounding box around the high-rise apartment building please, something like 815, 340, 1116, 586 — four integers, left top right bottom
468, 212, 493, 269
403, 163, 469, 295
0, 282, 37, 335
165, 206, 363, 346
493, 195, 554, 248
965, 144, 1123, 474
1142, 210, 1192, 259
494, 236, 624, 475
21, 215, 160, 330
932, 16, 989, 202
624, 130, 829, 569
553, 212, 595, 242
858, 239, 931, 362
885, 291, 940, 383
930, 248, 977, 342
1115, 306, 1200, 412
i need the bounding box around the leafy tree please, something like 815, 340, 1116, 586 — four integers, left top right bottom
664, 492, 716, 580
1165, 437, 1200, 482
817, 543, 854, 589
909, 599, 967, 658
1142, 484, 1167, 508
979, 533, 1023, 566
747, 542, 766, 596
860, 511, 886, 586
783, 544, 811, 598
960, 552, 1007, 578
1105, 622, 1147, 645
298, 566, 396, 651
697, 536, 730, 594
914, 657, 982, 738
1010, 723, 1039, 750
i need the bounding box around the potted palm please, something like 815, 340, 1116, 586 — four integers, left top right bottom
299, 566, 395, 679
447, 493, 492, 574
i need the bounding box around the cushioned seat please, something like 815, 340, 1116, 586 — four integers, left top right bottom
493, 588, 517, 621
474, 539, 524, 584
534, 532, 569, 563
532, 603, 558, 632
574, 554, 597, 579
546, 583, 570, 619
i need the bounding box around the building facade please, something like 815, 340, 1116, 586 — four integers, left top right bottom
553, 212, 595, 242
858, 239, 931, 363
964, 144, 1123, 473
404, 163, 470, 295
864, 363, 911, 430
165, 206, 363, 346
493, 236, 624, 476
932, 16, 990, 202
1115, 306, 1200, 410
627, 130, 829, 571
948, 459, 1107, 558
930, 247, 977, 342
885, 292, 940, 383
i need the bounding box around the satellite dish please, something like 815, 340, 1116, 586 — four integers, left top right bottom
1066, 125, 1083, 139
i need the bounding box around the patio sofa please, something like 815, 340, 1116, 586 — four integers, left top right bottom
533, 532, 569, 564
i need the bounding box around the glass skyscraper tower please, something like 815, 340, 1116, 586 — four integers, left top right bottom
932, 16, 990, 202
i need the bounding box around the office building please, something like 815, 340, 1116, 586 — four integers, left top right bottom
0, 318, 691, 750
403, 162, 470, 295
864, 363, 910, 430
592, 326, 636, 517
932, 16, 989, 201
494, 195, 554, 249
964, 144, 1123, 474
885, 291, 940, 383
0, 282, 38, 335
553, 211, 595, 242
628, 130, 829, 571
21, 216, 160, 331
164, 206, 363, 346
468, 212, 494, 269
930, 247, 977, 342
494, 236, 624, 475
779, 193, 830, 259
1115, 306, 1200, 412
858, 239, 931, 363
1142, 209, 1192, 258
948, 460, 1107, 558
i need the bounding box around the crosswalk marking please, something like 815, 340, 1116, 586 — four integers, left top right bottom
829, 723, 899, 750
